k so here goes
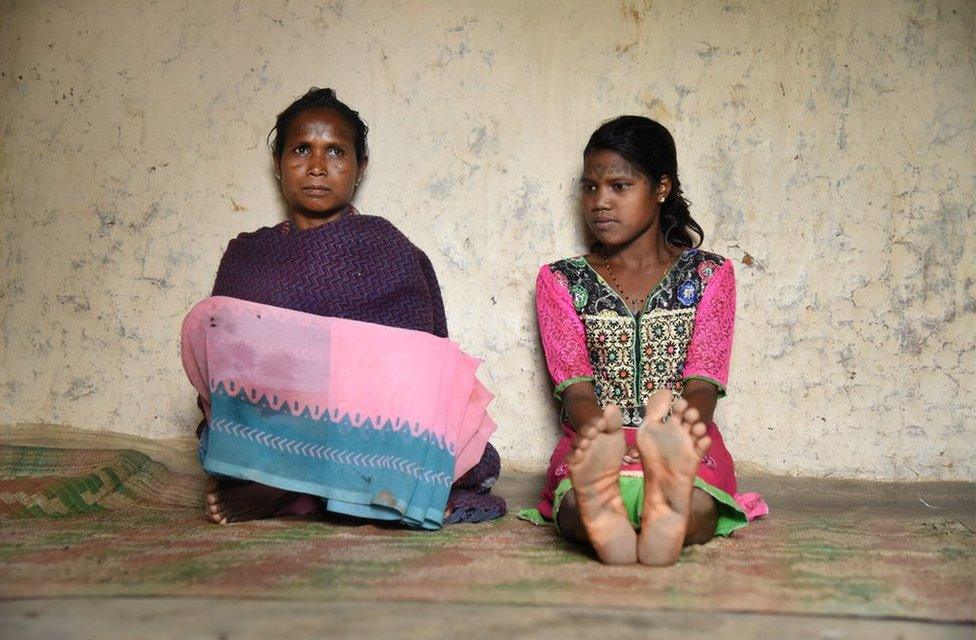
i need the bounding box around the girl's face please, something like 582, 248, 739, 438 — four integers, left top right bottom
275, 107, 366, 223
580, 149, 668, 248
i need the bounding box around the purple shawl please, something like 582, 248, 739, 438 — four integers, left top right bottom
212, 207, 447, 338
208, 207, 504, 524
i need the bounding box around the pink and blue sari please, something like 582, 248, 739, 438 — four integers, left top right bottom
181, 208, 504, 529
182, 297, 495, 529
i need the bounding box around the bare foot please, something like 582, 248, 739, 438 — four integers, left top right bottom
204, 476, 298, 524
636, 390, 712, 566
567, 405, 637, 565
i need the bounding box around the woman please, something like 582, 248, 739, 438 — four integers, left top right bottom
182, 88, 504, 529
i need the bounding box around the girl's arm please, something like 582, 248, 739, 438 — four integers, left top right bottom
680, 258, 736, 423
681, 379, 719, 425
562, 381, 604, 433
536, 265, 596, 432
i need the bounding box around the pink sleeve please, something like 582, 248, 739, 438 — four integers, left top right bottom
536, 265, 594, 399
681, 259, 736, 396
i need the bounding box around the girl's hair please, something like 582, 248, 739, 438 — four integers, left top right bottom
584, 115, 703, 248
268, 87, 369, 163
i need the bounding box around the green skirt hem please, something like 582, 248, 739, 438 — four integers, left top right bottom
515, 507, 550, 526
523, 475, 748, 538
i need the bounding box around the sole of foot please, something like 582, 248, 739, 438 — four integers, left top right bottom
635, 390, 711, 566
567, 404, 638, 565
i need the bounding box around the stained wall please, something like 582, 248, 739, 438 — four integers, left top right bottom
1, 0, 973, 479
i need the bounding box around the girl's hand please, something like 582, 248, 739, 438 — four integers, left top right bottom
574, 414, 608, 446
622, 446, 640, 465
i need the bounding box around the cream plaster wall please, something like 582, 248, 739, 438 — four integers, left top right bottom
1, 0, 973, 480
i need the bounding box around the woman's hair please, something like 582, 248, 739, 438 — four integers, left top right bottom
268, 87, 369, 163
584, 115, 703, 248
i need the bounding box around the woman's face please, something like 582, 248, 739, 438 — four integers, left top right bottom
580, 149, 667, 248
275, 107, 366, 223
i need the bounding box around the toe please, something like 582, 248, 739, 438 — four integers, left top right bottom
695, 436, 713, 458
690, 421, 707, 438
682, 406, 700, 428
644, 389, 672, 423
672, 396, 688, 415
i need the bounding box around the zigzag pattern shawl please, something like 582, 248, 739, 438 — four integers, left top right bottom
211, 208, 448, 338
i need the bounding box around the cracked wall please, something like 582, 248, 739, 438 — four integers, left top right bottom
1, 0, 973, 480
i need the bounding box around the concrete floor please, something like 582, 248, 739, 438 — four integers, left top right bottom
2, 598, 973, 640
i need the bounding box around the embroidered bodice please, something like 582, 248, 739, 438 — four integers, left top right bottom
537, 249, 735, 427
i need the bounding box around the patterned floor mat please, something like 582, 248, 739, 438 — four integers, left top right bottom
0, 443, 973, 622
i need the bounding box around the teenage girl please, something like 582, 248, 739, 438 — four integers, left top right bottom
523, 116, 765, 565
